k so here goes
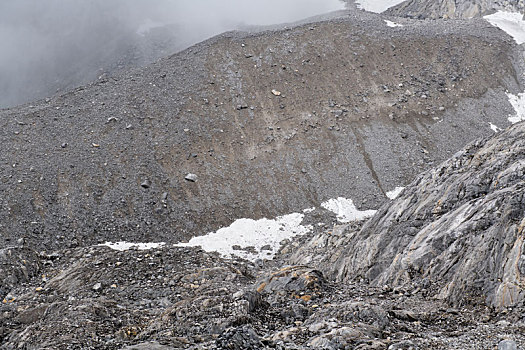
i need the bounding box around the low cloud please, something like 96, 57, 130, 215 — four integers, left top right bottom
0, 0, 345, 108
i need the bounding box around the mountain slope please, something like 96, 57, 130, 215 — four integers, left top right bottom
0, 12, 523, 251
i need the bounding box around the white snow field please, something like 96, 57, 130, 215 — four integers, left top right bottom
489, 122, 502, 133
101, 241, 166, 251
175, 213, 312, 261
385, 20, 403, 27
321, 197, 377, 223
507, 92, 525, 124
386, 186, 405, 199
484, 11, 525, 44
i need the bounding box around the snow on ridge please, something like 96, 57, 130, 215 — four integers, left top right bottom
507, 92, 525, 124
321, 197, 377, 223
355, 0, 406, 13
484, 11, 525, 44
384, 20, 403, 27
101, 241, 166, 251
175, 213, 312, 261
489, 123, 502, 133
386, 186, 405, 199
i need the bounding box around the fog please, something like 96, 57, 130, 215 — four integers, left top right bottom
0, 0, 345, 108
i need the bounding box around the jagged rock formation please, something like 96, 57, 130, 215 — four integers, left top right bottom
291, 121, 525, 308
0, 11, 522, 251
386, 0, 525, 19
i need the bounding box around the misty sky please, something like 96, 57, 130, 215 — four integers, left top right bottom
0, 0, 346, 108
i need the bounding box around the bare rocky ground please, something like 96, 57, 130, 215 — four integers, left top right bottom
1, 2, 525, 349
1, 122, 525, 349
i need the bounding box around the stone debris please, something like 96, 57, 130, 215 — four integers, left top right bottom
185, 173, 198, 182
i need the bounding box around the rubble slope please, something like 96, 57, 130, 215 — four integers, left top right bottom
0, 12, 522, 251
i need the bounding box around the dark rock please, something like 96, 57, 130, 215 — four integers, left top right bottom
0, 247, 41, 298
241, 291, 269, 313
216, 325, 264, 350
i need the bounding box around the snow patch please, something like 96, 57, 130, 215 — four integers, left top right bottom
484, 11, 525, 44
101, 241, 165, 251
386, 187, 405, 200
175, 213, 312, 261
489, 123, 502, 133
321, 197, 377, 223
384, 20, 403, 27
507, 92, 525, 124
355, 0, 406, 13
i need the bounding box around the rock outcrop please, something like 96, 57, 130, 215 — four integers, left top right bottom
291, 121, 525, 308
386, 0, 525, 19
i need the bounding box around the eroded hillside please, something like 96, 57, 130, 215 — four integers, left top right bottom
0, 11, 522, 250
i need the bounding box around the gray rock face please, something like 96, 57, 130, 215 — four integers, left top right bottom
499, 339, 518, 350
386, 0, 525, 19
293, 121, 525, 307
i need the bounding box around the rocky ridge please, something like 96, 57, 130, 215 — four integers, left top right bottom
290, 121, 525, 308
386, 0, 525, 19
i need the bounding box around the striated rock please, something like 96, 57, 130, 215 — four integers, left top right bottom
299, 122, 525, 307
499, 339, 518, 350
386, 0, 525, 19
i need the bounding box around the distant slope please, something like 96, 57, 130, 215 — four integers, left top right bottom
0, 11, 523, 250
386, 0, 525, 19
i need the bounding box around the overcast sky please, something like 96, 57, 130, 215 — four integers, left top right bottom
0, 0, 345, 108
